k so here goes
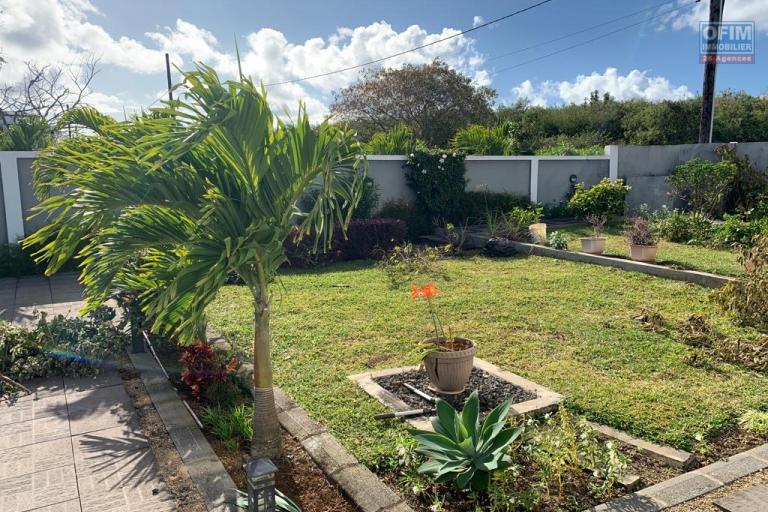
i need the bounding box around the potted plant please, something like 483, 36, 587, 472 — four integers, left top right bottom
411, 283, 476, 394
579, 214, 607, 254
626, 217, 659, 262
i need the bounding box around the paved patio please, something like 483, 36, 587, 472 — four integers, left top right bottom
0, 274, 179, 512
0, 272, 84, 327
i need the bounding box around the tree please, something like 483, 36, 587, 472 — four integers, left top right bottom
24, 65, 365, 458
330, 61, 496, 147
0, 59, 98, 129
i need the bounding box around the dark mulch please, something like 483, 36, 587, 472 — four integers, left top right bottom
374, 367, 536, 413
197, 411, 358, 512
699, 428, 768, 466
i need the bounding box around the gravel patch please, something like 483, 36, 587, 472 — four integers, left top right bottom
373, 368, 536, 412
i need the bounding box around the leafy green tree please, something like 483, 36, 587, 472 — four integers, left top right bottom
24, 65, 365, 458
331, 61, 496, 147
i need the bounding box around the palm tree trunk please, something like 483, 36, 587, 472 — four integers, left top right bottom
250, 294, 282, 458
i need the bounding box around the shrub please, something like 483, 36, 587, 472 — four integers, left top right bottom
0, 310, 123, 397
410, 391, 522, 491
717, 145, 768, 214
489, 409, 628, 511
625, 217, 658, 246
365, 123, 426, 155
451, 123, 512, 155
376, 199, 434, 239
667, 158, 737, 218
458, 190, 531, 224
714, 233, 768, 333
377, 243, 448, 289
284, 218, 407, 266
547, 231, 569, 250
179, 340, 239, 403
404, 151, 467, 224
568, 178, 630, 218
0, 115, 52, 150
0, 244, 80, 278
711, 215, 768, 248
488, 207, 544, 242
651, 208, 714, 244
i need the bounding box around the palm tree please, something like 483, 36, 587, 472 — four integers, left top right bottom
24, 65, 365, 457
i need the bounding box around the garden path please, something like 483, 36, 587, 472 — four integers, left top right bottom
0, 273, 179, 512
0, 272, 84, 327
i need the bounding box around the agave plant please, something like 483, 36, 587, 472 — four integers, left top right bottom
410, 391, 521, 491
23, 64, 365, 457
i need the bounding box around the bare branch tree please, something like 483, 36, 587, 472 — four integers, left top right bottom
0, 57, 99, 129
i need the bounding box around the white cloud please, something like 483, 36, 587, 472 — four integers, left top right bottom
509, 68, 693, 106
0, 0, 488, 121
659, 0, 768, 34
472, 16, 485, 28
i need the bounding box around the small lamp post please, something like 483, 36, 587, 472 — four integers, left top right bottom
243, 458, 277, 512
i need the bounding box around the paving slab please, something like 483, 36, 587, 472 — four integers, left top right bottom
0, 393, 68, 425
66, 384, 137, 435
29, 499, 82, 512
0, 376, 65, 402
0, 465, 79, 512
63, 372, 124, 392
714, 485, 768, 512
0, 437, 74, 479
0, 415, 71, 449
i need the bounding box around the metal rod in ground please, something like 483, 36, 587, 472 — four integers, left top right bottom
374, 408, 433, 420
183, 399, 204, 429
142, 330, 170, 380
401, 382, 438, 403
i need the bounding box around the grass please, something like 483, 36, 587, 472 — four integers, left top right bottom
551, 223, 743, 277
206, 256, 766, 467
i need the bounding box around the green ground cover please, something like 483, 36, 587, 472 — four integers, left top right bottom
554, 223, 743, 277
207, 256, 765, 466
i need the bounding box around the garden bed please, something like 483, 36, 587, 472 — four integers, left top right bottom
552, 223, 743, 277
150, 340, 359, 512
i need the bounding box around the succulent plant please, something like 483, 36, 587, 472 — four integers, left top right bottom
410, 390, 521, 490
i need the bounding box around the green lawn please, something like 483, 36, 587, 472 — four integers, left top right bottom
207, 256, 766, 466
552, 223, 743, 277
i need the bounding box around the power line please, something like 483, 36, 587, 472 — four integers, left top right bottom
490, 0, 700, 77
486, 0, 691, 63
262, 0, 557, 87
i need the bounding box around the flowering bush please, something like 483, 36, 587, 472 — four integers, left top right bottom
404, 150, 467, 224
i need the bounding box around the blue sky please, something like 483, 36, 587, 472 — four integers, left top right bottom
1, 0, 765, 120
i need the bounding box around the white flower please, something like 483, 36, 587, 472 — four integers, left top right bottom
421, 169, 427, 174
409, 153, 415, 157
442, 154, 447, 158
452, 152, 457, 157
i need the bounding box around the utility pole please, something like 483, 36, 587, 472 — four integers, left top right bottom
698, 0, 725, 143
165, 53, 173, 102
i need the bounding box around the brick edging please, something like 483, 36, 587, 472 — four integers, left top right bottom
273, 386, 414, 512
589, 443, 768, 511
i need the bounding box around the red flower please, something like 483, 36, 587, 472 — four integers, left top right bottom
421, 283, 439, 300
410, 284, 421, 299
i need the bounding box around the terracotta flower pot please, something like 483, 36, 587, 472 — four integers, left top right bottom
422, 337, 477, 394
579, 237, 606, 255
630, 244, 658, 263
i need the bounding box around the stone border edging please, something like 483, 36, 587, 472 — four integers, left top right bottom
273, 386, 415, 512
467, 234, 734, 289
587, 422, 695, 469
129, 352, 239, 512
588, 443, 768, 511
349, 358, 563, 431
